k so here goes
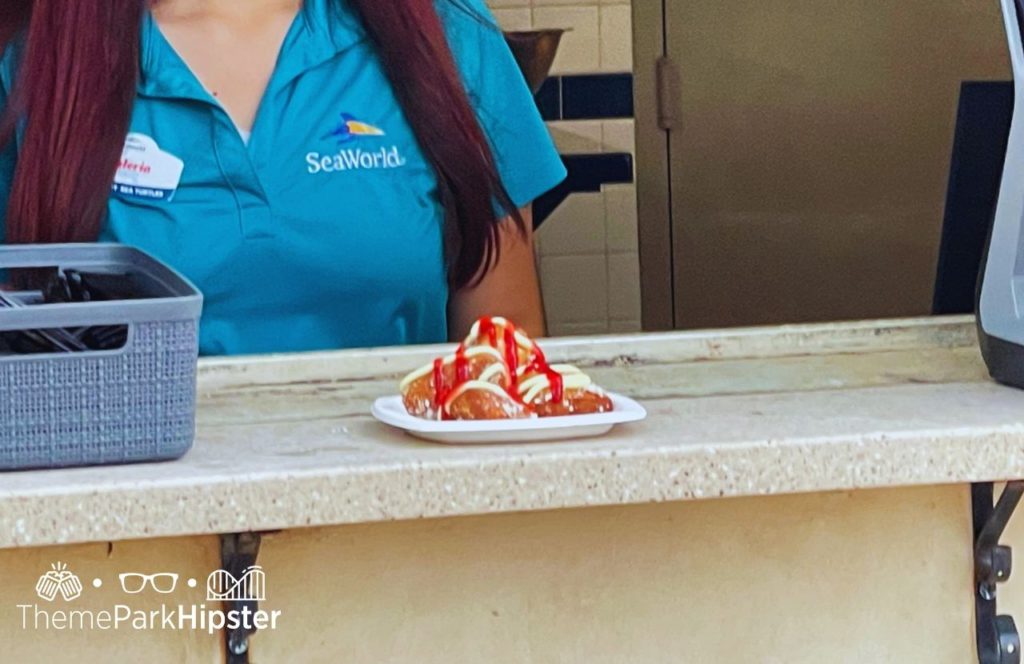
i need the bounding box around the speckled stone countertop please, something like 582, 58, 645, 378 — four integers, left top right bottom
1, 315, 1023, 549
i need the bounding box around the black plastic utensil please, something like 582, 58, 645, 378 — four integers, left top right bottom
0, 269, 131, 354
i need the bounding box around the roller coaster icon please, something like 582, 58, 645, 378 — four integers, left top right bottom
205, 565, 266, 602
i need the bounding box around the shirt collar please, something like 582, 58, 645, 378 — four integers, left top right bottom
302, 0, 367, 51
138, 0, 367, 100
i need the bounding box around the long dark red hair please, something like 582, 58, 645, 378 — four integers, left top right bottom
0, 0, 522, 289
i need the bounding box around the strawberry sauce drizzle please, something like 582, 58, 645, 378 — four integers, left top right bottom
431, 318, 566, 418
546, 368, 564, 403
503, 327, 519, 390
431, 358, 447, 415
480, 316, 498, 348
454, 345, 469, 383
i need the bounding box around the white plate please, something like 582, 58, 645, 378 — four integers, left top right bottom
371, 393, 647, 444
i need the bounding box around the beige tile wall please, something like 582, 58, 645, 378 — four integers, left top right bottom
489, 0, 641, 336
490, 0, 633, 74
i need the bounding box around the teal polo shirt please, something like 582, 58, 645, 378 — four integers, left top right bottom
0, 0, 565, 355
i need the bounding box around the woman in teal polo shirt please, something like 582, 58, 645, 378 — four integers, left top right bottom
0, 0, 566, 356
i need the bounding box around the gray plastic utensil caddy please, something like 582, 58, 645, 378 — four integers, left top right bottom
0, 244, 203, 470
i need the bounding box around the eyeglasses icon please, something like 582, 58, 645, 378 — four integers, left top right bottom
118, 572, 179, 594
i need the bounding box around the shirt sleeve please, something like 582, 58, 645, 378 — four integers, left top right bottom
440, 0, 566, 209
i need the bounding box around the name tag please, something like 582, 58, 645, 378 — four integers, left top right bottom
112, 133, 184, 202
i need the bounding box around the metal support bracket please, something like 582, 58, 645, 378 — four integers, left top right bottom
220, 532, 263, 664
974, 482, 1024, 664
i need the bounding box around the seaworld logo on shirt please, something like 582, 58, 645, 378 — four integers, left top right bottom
322, 113, 386, 143
306, 146, 407, 174
306, 112, 406, 173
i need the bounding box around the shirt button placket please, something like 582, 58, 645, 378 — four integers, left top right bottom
210, 112, 275, 240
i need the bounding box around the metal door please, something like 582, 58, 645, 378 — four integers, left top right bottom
636, 0, 1010, 329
